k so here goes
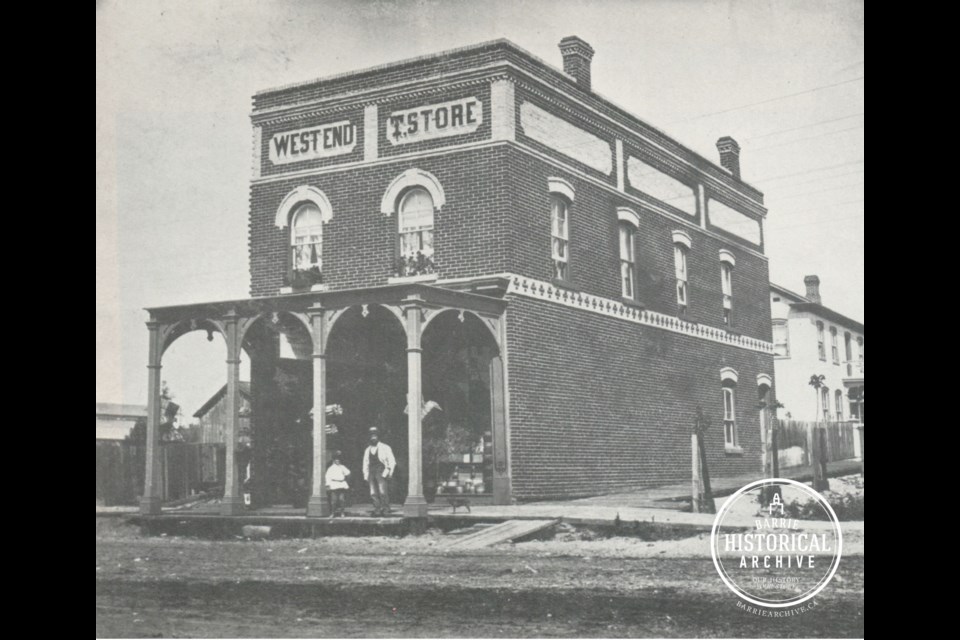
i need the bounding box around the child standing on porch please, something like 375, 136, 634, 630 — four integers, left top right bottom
325, 451, 351, 518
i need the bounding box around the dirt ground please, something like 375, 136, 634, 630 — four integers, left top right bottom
96, 518, 863, 638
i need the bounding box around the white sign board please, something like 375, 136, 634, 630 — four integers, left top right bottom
269, 120, 357, 165
386, 97, 483, 145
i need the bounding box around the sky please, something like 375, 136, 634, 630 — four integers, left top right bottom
96, 0, 865, 418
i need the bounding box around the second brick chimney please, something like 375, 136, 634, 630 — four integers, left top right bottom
559, 36, 595, 91
716, 136, 741, 179
804, 275, 822, 304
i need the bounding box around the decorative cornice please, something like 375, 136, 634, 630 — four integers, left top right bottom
254, 74, 503, 128
505, 274, 774, 354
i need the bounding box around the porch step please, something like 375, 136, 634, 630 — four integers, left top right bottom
443, 519, 558, 550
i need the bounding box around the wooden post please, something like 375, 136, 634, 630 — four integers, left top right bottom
221, 312, 244, 515
698, 433, 715, 514
140, 321, 164, 515
402, 297, 428, 518
812, 426, 830, 492
307, 304, 330, 517
691, 433, 703, 513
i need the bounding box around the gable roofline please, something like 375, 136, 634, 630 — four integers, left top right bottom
193, 382, 252, 419
771, 282, 863, 334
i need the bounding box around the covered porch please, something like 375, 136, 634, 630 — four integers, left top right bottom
140, 282, 510, 518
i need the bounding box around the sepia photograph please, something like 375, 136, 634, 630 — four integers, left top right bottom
96, 1, 864, 637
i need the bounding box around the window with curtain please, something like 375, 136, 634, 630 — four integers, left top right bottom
619, 222, 636, 299
551, 195, 570, 281
397, 187, 435, 276
722, 385, 737, 448
291, 202, 323, 273
721, 262, 733, 325
674, 244, 688, 311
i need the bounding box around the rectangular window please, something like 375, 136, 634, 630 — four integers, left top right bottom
817, 321, 826, 361
619, 223, 636, 299
721, 262, 733, 325
674, 244, 688, 311
773, 320, 790, 357
722, 387, 737, 448
857, 337, 864, 373
830, 327, 839, 364
844, 332, 853, 376
551, 197, 569, 281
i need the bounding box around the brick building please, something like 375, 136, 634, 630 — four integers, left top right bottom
140, 38, 775, 517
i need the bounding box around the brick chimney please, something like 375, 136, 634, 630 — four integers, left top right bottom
559, 36, 595, 91
716, 136, 741, 179
804, 275, 822, 304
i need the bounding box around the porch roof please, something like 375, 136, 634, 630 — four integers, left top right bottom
144, 279, 509, 323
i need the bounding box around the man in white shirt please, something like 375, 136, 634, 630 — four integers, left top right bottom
362, 427, 396, 516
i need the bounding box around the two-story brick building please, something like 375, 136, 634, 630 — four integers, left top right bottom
140, 38, 776, 517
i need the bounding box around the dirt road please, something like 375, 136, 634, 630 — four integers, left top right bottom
96, 520, 864, 637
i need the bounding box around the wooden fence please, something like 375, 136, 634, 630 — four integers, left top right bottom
96, 441, 225, 506
774, 420, 859, 469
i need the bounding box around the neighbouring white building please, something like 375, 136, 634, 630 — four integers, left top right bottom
770, 276, 864, 429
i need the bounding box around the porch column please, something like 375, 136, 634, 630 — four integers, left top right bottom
307, 304, 330, 517
140, 320, 163, 515
490, 353, 511, 504
221, 311, 244, 515
403, 296, 428, 518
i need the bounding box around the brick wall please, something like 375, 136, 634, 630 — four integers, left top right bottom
502, 146, 772, 342
249, 146, 513, 296
504, 294, 774, 500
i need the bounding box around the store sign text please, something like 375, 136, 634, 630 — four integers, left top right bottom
386, 97, 483, 145
269, 120, 356, 165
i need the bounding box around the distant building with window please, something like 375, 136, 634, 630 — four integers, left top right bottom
770, 276, 864, 426
140, 37, 775, 516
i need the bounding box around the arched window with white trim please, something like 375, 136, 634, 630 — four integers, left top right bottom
551, 195, 570, 281
397, 187, 435, 276
291, 202, 324, 275
619, 222, 636, 299
672, 231, 692, 313
720, 367, 739, 450
722, 383, 738, 448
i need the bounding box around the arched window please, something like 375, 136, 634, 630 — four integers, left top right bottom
291, 202, 324, 274
672, 231, 692, 313
830, 326, 839, 364
674, 244, 689, 311
820, 386, 830, 422
619, 222, 636, 299
835, 389, 844, 422
397, 187, 435, 277
722, 382, 738, 448
551, 195, 570, 281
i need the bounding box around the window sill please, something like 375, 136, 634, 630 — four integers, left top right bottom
724, 446, 744, 456
551, 277, 577, 291
280, 284, 328, 294
388, 273, 438, 284
619, 297, 646, 310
